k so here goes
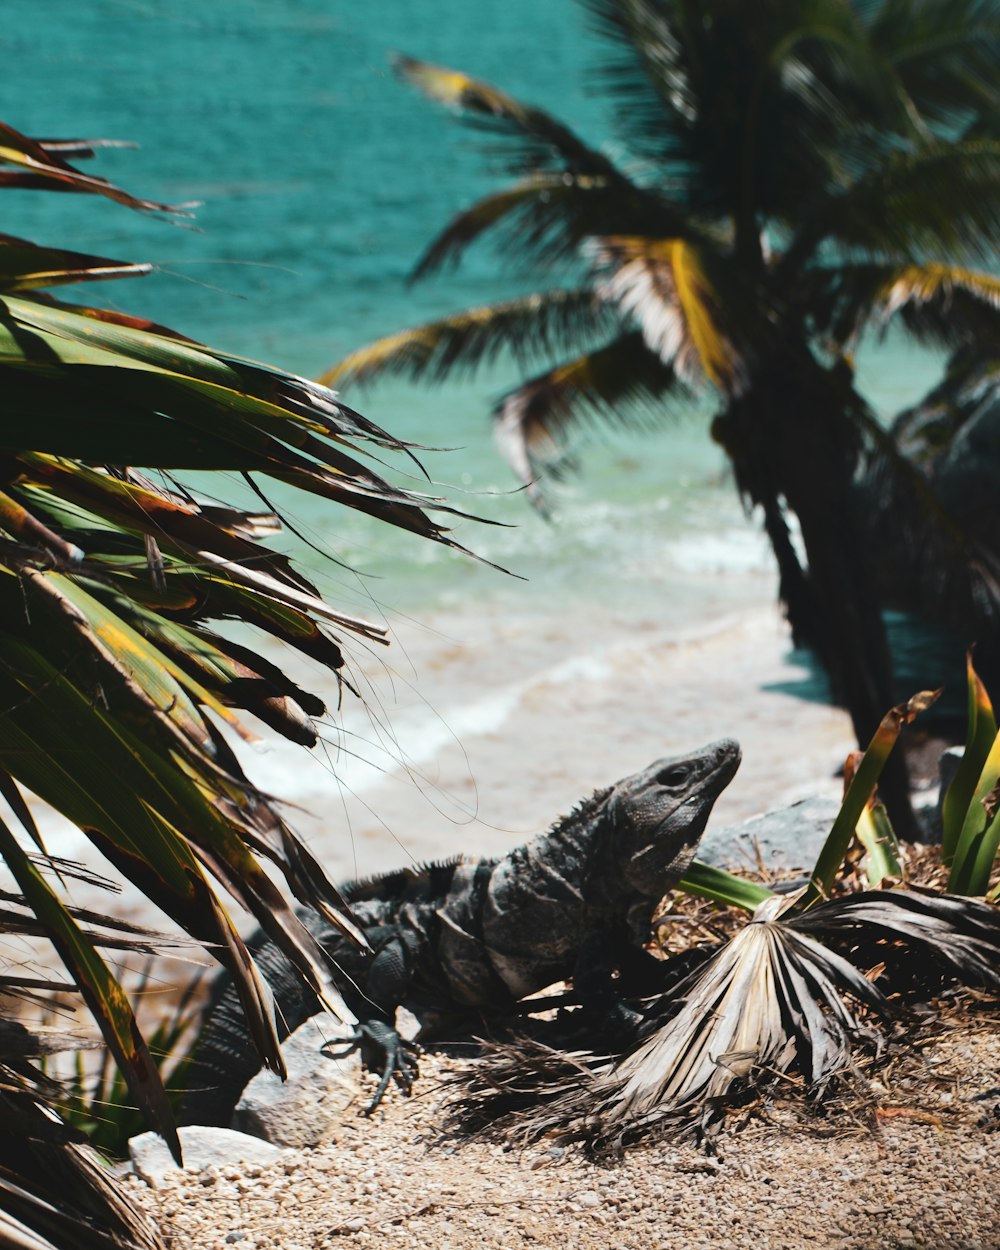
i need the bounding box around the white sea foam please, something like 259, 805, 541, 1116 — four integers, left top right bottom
666, 527, 775, 575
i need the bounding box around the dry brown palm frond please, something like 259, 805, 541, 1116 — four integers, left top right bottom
0, 1091, 165, 1250
446, 887, 1000, 1152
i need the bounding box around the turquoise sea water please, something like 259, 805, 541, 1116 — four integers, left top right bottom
4, 0, 959, 884
3, 0, 945, 622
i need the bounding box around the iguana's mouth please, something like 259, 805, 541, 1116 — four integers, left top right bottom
648, 738, 741, 816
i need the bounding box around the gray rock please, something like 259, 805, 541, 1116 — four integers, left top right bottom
231, 1016, 362, 1148
702, 794, 841, 873
129, 1126, 285, 1186
924, 744, 965, 846
939, 745, 963, 800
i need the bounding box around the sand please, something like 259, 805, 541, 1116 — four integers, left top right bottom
232, 600, 857, 885
126, 1014, 1000, 1250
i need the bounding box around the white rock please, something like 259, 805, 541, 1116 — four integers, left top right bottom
129, 1126, 286, 1186
232, 1016, 362, 1148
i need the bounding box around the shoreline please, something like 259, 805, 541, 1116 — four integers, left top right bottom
238, 597, 856, 886
21, 593, 856, 945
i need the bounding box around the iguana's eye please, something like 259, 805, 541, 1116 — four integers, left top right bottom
663, 766, 689, 787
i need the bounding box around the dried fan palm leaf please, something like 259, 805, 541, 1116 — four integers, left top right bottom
447, 887, 1000, 1152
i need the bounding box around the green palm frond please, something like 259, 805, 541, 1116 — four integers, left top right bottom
323, 289, 614, 388
789, 139, 1000, 268
869, 0, 1000, 132
491, 331, 690, 506
0, 292, 491, 551
0, 128, 494, 1168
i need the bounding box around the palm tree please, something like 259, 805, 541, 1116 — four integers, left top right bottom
325, 0, 1000, 833
0, 113, 481, 1228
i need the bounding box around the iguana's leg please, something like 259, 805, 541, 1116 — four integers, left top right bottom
335, 925, 421, 1113
572, 929, 646, 1042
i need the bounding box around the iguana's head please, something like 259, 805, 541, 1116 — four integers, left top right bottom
606, 739, 741, 898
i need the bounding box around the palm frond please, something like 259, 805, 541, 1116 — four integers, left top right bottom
0, 1069, 164, 1250
790, 888, 1000, 989
583, 0, 873, 222
0, 235, 150, 293
410, 173, 677, 277
593, 235, 746, 391
393, 44, 693, 277
0, 127, 493, 1166
0, 121, 189, 218
788, 140, 1000, 269
868, 0, 1000, 134
322, 289, 615, 389
393, 53, 624, 180
581, 0, 699, 168
0, 981, 162, 1250
491, 331, 690, 507
820, 260, 1000, 350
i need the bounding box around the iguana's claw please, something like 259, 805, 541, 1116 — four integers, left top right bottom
335, 1020, 420, 1114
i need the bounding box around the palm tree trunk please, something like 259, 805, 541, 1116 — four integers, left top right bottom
714, 353, 917, 838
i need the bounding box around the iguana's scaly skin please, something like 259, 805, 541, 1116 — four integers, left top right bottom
183, 740, 740, 1124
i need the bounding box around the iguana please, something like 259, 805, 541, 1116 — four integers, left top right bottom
182, 738, 740, 1125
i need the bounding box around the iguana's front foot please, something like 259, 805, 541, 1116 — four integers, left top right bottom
581, 998, 648, 1054
331, 1020, 420, 1113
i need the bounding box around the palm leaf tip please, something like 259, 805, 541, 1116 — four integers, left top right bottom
491, 330, 689, 508
391, 53, 504, 115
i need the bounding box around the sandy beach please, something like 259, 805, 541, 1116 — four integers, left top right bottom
228, 592, 857, 890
